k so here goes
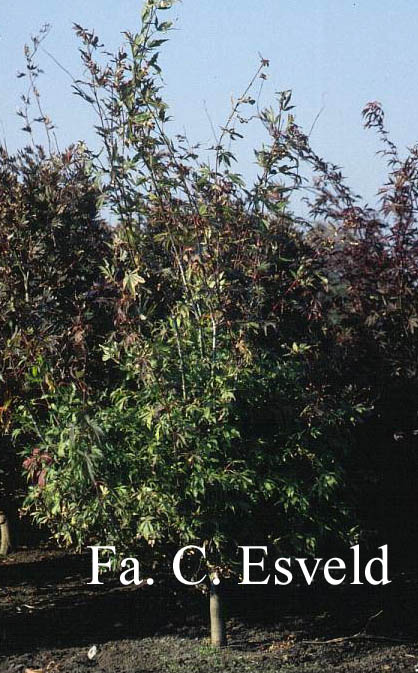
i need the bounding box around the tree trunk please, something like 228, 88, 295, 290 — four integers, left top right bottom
0, 510, 12, 556
210, 577, 227, 647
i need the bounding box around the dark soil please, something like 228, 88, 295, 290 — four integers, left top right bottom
0, 547, 417, 672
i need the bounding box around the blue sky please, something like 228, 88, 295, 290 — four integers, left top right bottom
1, 1, 418, 210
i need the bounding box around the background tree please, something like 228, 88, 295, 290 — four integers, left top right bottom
279, 101, 418, 563
0, 141, 112, 553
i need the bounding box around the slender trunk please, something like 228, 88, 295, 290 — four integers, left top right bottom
210, 578, 227, 647
0, 510, 11, 556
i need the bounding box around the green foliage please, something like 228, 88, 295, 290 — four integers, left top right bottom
17, 310, 357, 566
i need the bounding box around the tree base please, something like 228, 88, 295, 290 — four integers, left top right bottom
210, 578, 227, 647
0, 510, 12, 556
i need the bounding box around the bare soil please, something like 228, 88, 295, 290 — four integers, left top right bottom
0, 547, 417, 672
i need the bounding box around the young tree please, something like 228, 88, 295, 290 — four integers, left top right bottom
14, 0, 363, 645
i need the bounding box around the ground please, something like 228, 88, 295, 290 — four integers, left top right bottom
1, 547, 417, 672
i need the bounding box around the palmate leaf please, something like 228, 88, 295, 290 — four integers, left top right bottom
122, 269, 146, 296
